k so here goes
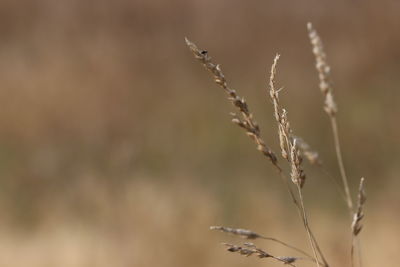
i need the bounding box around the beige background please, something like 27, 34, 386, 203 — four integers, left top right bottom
0, 1, 399, 266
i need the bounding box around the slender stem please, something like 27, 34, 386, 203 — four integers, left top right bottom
309, 226, 329, 267
263, 235, 326, 267
308, 23, 361, 267
278, 170, 329, 267
351, 236, 363, 267
277, 170, 299, 207
351, 237, 356, 267
318, 165, 347, 203
277, 159, 325, 266
270, 255, 297, 267
296, 185, 321, 267
330, 116, 353, 214
270, 255, 296, 267
332, 116, 367, 267
261, 236, 313, 259
357, 236, 363, 267
268, 54, 328, 267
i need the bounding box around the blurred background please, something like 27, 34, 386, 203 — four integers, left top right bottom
0, 0, 399, 266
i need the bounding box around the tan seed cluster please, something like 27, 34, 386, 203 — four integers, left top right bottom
307, 23, 337, 116
269, 55, 305, 187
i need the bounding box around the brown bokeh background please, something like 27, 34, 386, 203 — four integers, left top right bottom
0, 0, 399, 266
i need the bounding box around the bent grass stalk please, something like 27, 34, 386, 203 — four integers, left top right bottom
269, 55, 327, 267
307, 23, 354, 213
307, 23, 367, 267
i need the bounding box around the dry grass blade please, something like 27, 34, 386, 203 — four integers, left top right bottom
185, 38, 279, 168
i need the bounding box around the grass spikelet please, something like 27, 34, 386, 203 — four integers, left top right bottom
351, 178, 366, 267
352, 178, 366, 236
307, 23, 337, 116
222, 242, 298, 266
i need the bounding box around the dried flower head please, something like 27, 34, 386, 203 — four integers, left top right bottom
307, 23, 337, 116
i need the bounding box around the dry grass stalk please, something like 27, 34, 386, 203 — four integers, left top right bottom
185, 38, 279, 169
222, 242, 298, 266
351, 178, 366, 267
270, 56, 320, 166
269, 55, 305, 188
269, 55, 327, 267
308, 23, 367, 267
307, 22, 354, 213
270, 65, 325, 267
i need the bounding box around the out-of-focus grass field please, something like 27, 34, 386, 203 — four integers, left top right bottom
0, 1, 399, 266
